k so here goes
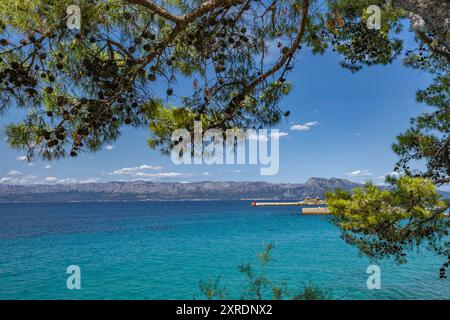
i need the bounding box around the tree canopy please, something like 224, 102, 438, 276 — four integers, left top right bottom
326, 176, 449, 278
2, 0, 443, 160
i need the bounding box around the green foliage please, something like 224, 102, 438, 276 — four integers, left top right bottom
199, 243, 333, 300
238, 242, 279, 300
392, 75, 449, 184
198, 276, 227, 300
326, 176, 450, 278
293, 284, 334, 300
316, 2, 450, 278
0, 0, 304, 160
319, 0, 404, 72
0, 0, 430, 161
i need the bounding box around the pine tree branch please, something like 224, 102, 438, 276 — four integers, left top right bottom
126, 0, 182, 23
433, 177, 450, 186
181, 0, 245, 24
127, 0, 246, 25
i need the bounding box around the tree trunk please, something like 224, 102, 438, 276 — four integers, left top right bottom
394, 0, 450, 49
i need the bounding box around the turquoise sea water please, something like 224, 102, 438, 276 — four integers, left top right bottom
0, 201, 449, 300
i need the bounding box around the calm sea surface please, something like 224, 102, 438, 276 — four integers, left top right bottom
0, 201, 448, 299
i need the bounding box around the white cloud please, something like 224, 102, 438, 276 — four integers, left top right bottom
0, 175, 37, 185
247, 131, 288, 142
125, 172, 190, 181
79, 178, 100, 184
346, 170, 373, 177
291, 124, 309, 131
0, 177, 13, 184
20, 175, 37, 184
155, 173, 185, 178
133, 172, 185, 178
290, 121, 319, 131
105, 145, 114, 151
16, 155, 27, 161
270, 131, 289, 139
110, 167, 189, 180
7, 170, 22, 176
111, 164, 164, 175
42, 177, 88, 184
56, 178, 78, 184
247, 132, 268, 142
387, 171, 400, 177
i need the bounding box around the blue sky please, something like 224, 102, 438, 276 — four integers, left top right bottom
0, 32, 437, 186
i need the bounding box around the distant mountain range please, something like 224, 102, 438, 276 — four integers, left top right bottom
0, 177, 448, 203
0, 177, 360, 203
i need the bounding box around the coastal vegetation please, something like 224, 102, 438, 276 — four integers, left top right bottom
326, 177, 450, 279
199, 243, 333, 300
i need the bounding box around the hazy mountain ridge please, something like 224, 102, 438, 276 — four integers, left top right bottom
0, 177, 361, 203
0, 177, 448, 203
